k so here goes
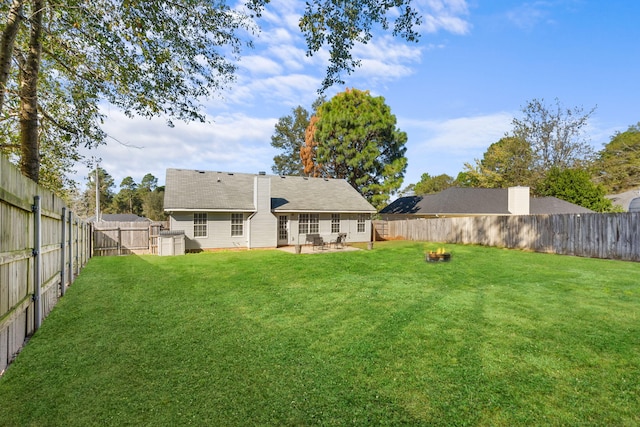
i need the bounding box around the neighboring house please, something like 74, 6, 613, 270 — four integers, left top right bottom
86, 213, 151, 223
606, 188, 640, 211
380, 186, 593, 219
163, 168, 376, 251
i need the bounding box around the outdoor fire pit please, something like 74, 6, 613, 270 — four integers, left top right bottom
426, 248, 452, 262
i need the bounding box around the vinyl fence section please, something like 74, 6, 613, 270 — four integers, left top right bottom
1, 155, 90, 373
93, 222, 166, 256
374, 213, 640, 261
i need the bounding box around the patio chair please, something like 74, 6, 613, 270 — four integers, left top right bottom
312, 235, 327, 251
331, 233, 347, 249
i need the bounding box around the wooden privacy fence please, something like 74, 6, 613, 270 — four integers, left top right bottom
93, 222, 166, 256
374, 212, 640, 262
1, 155, 90, 373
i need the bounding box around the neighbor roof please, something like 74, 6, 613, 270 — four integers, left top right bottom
87, 214, 151, 223
380, 187, 592, 216
164, 169, 376, 213
530, 197, 593, 214
381, 188, 511, 216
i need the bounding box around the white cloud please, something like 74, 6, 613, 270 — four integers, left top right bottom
225, 73, 322, 108
417, 0, 472, 34
409, 113, 513, 153
398, 112, 513, 184
238, 55, 283, 76
504, 2, 557, 30
76, 110, 278, 189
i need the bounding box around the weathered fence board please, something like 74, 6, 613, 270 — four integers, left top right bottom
93, 222, 166, 256
1, 155, 90, 373
374, 212, 640, 262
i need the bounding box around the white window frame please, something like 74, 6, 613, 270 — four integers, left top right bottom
299, 213, 319, 234
231, 213, 244, 237
357, 214, 367, 233
194, 213, 208, 238
331, 213, 341, 233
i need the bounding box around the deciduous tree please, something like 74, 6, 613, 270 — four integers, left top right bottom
512, 98, 596, 177
412, 173, 455, 195
463, 136, 534, 188
303, 88, 408, 209
0, 0, 422, 185
592, 123, 640, 192
538, 167, 613, 212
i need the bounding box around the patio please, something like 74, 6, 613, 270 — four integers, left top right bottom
277, 243, 362, 254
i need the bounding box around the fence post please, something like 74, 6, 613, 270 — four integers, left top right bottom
33, 196, 42, 329
75, 218, 80, 276
117, 227, 122, 256
60, 207, 66, 296
68, 211, 74, 285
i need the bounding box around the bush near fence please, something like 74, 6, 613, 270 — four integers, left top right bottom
374, 213, 640, 262
0, 155, 90, 373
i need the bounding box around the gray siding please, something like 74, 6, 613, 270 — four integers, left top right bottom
285, 213, 371, 245
249, 176, 277, 248
170, 212, 249, 250
170, 211, 372, 249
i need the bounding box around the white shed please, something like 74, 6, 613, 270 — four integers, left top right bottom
158, 230, 185, 256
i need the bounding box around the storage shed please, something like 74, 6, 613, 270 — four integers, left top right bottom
158, 230, 185, 256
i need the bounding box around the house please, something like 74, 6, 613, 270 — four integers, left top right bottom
163, 168, 377, 251
606, 188, 640, 211
380, 186, 593, 219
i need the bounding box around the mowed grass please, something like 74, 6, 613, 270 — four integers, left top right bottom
1, 241, 639, 426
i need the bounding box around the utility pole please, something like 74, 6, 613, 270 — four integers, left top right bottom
95, 162, 100, 222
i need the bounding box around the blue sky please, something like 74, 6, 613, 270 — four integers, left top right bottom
81, 1, 640, 193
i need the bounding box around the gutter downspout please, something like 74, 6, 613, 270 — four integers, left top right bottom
246, 212, 256, 249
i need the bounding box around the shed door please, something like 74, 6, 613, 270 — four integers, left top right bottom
278, 215, 288, 246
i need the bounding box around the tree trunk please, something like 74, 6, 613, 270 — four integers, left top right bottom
0, 0, 24, 114
19, 0, 43, 182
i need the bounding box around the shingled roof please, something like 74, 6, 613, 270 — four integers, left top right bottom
380, 187, 592, 216
164, 169, 376, 213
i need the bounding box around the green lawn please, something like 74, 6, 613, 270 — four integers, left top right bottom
1, 241, 639, 426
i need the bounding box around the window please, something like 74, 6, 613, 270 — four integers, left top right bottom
231, 213, 243, 236
331, 213, 341, 233
194, 213, 207, 237
298, 213, 319, 234
357, 214, 367, 233
278, 216, 288, 241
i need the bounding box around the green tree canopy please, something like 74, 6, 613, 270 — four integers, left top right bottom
82, 166, 115, 219
0, 0, 422, 186
111, 176, 142, 215
139, 173, 159, 193
271, 98, 324, 176
302, 88, 408, 209
592, 123, 640, 193
538, 167, 613, 212
142, 186, 166, 221
412, 173, 455, 195
463, 136, 534, 188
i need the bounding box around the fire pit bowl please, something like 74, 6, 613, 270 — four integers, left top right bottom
426, 252, 452, 262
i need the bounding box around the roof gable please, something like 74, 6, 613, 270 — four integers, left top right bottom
164, 169, 375, 213
164, 169, 255, 211
270, 175, 375, 212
